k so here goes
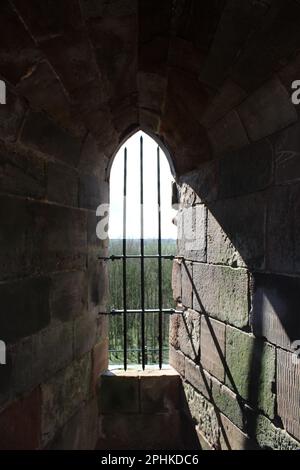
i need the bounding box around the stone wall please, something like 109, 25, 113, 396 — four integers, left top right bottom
170, 74, 300, 450
0, 89, 109, 449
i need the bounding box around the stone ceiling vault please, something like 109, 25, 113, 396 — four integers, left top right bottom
1, 0, 300, 175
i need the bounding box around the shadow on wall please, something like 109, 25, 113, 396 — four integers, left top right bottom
172, 131, 300, 449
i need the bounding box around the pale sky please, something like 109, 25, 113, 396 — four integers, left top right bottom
109, 131, 177, 239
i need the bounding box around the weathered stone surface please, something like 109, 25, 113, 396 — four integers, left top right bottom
266, 185, 293, 273
273, 122, 300, 184
73, 313, 97, 358
181, 262, 192, 309
88, 257, 108, 314
177, 309, 200, 362
169, 314, 180, 350
251, 273, 300, 351
172, 260, 181, 303
47, 399, 98, 450
98, 412, 183, 450
0, 387, 41, 450
193, 263, 249, 328
41, 353, 92, 445
92, 338, 109, 392
0, 144, 46, 199
254, 414, 300, 450
185, 357, 211, 400
226, 326, 276, 419
200, 317, 225, 382
98, 370, 139, 414
21, 111, 82, 167
169, 346, 185, 377
211, 377, 244, 430
47, 161, 78, 207
207, 192, 266, 269
0, 336, 33, 405
179, 160, 218, 204
200, 80, 247, 129
0, 276, 50, 344
40, 204, 87, 273
219, 414, 255, 450
183, 382, 219, 448
79, 172, 104, 210
177, 205, 206, 262
32, 322, 73, 383
50, 271, 88, 323
238, 78, 297, 142
277, 349, 300, 442
208, 110, 249, 158
219, 139, 273, 199
140, 369, 181, 413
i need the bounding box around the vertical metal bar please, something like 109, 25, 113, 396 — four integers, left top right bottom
157, 146, 163, 369
140, 136, 146, 369
123, 147, 127, 370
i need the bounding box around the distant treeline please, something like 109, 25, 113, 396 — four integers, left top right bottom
108, 239, 176, 366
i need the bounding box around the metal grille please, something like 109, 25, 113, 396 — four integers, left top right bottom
99, 136, 182, 370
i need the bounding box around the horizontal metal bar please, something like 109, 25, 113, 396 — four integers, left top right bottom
98, 254, 182, 261
99, 308, 184, 316
109, 348, 169, 353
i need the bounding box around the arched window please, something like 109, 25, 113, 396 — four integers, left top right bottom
106, 131, 178, 369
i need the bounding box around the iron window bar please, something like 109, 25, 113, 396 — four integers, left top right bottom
99, 308, 184, 316
103, 137, 183, 371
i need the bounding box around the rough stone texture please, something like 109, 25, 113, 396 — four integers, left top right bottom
169, 346, 185, 378
185, 357, 211, 400
277, 349, 300, 442
181, 261, 192, 309
219, 414, 255, 451
0, 144, 46, 199
251, 273, 300, 351
41, 353, 92, 446
207, 192, 266, 269
200, 317, 225, 382
49, 271, 88, 323
238, 78, 297, 142
193, 263, 249, 328
183, 382, 219, 449
226, 326, 276, 419
171, 259, 181, 303
177, 205, 206, 262
21, 112, 82, 167
0, 387, 41, 450
47, 161, 78, 207
179, 161, 218, 205
208, 110, 249, 158
211, 377, 244, 430
177, 309, 200, 362
98, 412, 183, 450
140, 369, 181, 413
98, 370, 139, 414
0, 276, 50, 344
97, 368, 186, 450
47, 399, 98, 450
218, 139, 273, 199
1, 0, 300, 451
254, 414, 300, 450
